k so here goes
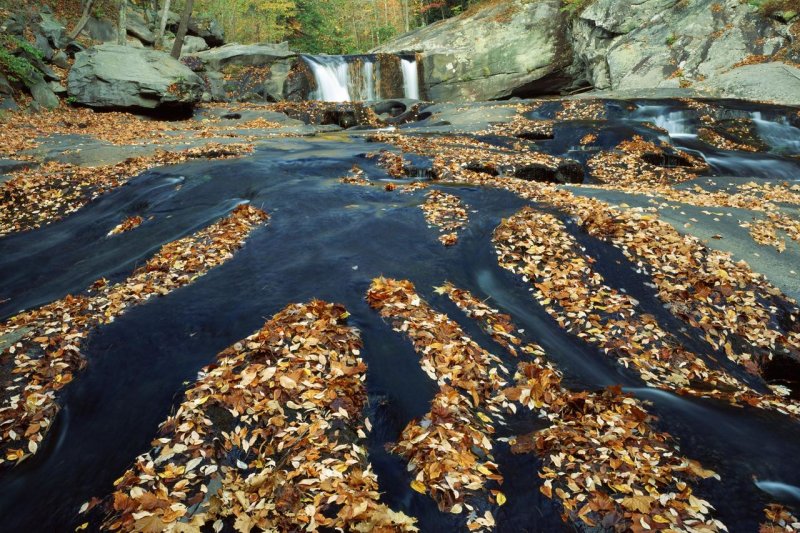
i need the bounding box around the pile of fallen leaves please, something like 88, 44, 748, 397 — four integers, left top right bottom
374, 127, 800, 400
762, 504, 800, 532
587, 136, 708, 188
98, 299, 416, 533
367, 278, 505, 531
571, 198, 800, 386
555, 100, 607, 121
340, 165, 372, 186
492, 207, 798, 415
367, 149, 408, 178
0, 143, 254, 236
435, 283, 725, 531
107, 216, 144, 237
479, 115, 554, 140
420, 190, 469, 246
0, 205, 268, 467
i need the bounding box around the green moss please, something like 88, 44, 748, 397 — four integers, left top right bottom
0, 36, 41, 85
560, 0, 594, 16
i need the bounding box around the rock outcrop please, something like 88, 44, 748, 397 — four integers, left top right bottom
374, 0, 573, 101
376, 0, 800, 105
67, 44, 204, 112
571, 0, 799, 100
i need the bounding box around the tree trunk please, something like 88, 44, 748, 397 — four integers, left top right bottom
155, 0, 171, 48
68, 0, 96, 40
117, 0, 127, 45
170, 0, 194, 59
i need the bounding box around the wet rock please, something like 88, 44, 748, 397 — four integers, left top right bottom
67, 44, 204, 112
0, 74, 16, 110
284, 59, 315, 101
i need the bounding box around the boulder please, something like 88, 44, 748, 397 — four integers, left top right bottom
30, 81, 60, 109
85, 17, 117, 42
0, 74, 17, 110
162, 35, 210, 55
187, 16, 225, 47
33, 32, 55, 61
190, 43, 295, 71
52, 50, 69, 69
700, 62, 800, 106
373, 0, 573, 101
570, 0, 795, 94
67, 44, 204, 112
126, 10, 156, 45
262, 58, 294, 101
35, 12, 68, 49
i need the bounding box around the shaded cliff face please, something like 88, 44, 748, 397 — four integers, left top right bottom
373, 0, 575, 101
376, 0, 800, 105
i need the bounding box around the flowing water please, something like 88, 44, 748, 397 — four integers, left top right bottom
303, 54, 420, 102
1, 99, 799, 531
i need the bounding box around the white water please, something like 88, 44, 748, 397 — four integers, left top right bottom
362, 61, 376, 102
630, 105, 695, 136
755, 480, 800, 502
401, 58, 420, 100
751, 112, 800, 153
305, 56, 352, 102
303, 55, 420, 102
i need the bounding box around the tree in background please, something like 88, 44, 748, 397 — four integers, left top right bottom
170, 0, 194, 58
117, 0, 127, 45
155, 0, 171, 47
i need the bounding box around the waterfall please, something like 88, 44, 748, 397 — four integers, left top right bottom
751, 112, 800, 153
302, 54, 420, 102
304, 56, 352, 102
630, 105, 695, 136
401, 58, 420, 100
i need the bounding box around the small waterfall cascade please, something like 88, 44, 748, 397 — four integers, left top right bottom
401, 58, 420, 100
304, 56, 354, 102
751, 111, 800, 153
302, 54, 420, 102
630, 105, 695, 136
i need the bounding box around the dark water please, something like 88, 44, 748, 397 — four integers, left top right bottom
0, 100, 799, 532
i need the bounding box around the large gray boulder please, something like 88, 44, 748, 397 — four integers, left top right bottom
162, 35, 210, 55
373, 0, 573, 101
126, 10, 156, 45
67, 44, 204, 112
700, 62, 800, 104
190, 43, 295, 71
570, 0, 799, 104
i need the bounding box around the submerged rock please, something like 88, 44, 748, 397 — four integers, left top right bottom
67, 44, 204, 112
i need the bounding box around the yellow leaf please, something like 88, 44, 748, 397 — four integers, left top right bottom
496, 492, 507, 506
410, 480, 426, 494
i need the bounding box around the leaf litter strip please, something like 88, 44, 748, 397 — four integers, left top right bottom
0, 205, 269, 467
96, 300, 417, 533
